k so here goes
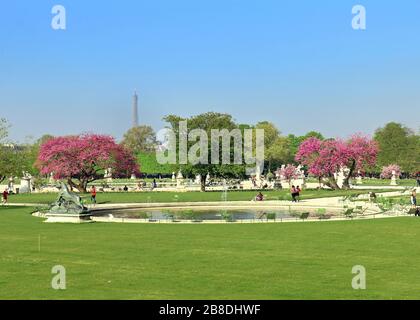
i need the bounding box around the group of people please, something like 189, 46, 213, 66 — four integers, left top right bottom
291, 185, 302, 202
253, 185, 302, 202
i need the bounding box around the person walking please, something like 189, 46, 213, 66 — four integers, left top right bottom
291, 185, 297, 202
2, 189, 9, 205
90, 185, 97, 205
411, 190, 417, 208
296, 186, 302, 202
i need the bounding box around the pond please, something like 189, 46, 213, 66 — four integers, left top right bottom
94, 207, 332, 222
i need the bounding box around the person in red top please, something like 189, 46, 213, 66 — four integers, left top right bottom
90, 186, 97, 205
2, 189, 9, 205
296, 186, 302, 202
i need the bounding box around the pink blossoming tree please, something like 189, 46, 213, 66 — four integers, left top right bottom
36, 134, 140, 192
276, 164, 300, 184
296, 135, 378, 190
380, 164, 401, 179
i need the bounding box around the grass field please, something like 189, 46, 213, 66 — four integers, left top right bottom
8, 189, 392, 205
303, 178, 417, 186
1, 206, 419, 300
360, 179, 418, 187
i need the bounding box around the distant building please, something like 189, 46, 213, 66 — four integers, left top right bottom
1, 143, 17, 149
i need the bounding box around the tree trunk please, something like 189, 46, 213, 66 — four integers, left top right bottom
67, 178, 76, 191
323, 176, 340, 190
200, 176, 206, 192
67, 178, 87, 193
342, 160, 356, 190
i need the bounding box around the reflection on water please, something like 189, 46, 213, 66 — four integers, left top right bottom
96, 208, 317, 221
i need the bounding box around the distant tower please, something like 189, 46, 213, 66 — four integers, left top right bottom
132, 91, 139, 128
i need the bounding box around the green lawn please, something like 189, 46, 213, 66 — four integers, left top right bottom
360, 179, 417, 187
8, 189, 391, 205
0, 206, 419, 300
303, 178, 417, 187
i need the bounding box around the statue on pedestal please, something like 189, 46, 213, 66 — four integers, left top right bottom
20, 171, 32, 193
356, 170, 363, 185
176, 170, 184, 188
390, 170, 398, 186
48, 182, 89, 215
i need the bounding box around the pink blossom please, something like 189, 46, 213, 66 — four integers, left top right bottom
36, 134, 139, 190
276, 164, 300, 183
296, 135, 379, 188
380, 164, 401, 179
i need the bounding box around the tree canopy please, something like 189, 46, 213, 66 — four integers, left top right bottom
162, 112, 247, 191
296, 135, 378, 189
374, 122, 420, 173
0, 119, 29, 183
36, 134, 139, 192
122, 125, 157, 154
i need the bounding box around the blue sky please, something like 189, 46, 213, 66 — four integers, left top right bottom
0, 0, 419, 142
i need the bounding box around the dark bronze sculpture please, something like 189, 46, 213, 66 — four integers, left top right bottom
48, 182, 89, 215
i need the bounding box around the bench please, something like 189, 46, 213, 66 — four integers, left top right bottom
343, 208, 355, 219
407, 208, 419, 215
300, 212, 310, 220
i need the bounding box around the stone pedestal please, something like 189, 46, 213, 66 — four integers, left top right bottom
390, 177, 398, 186
20, 178, 32, 193
390, 171, 398, 185
176, 171, 184, 189
8, 177, 14, 192
195, 174, 201, 185
104, 168, 113, 183
45, 213, 93, 223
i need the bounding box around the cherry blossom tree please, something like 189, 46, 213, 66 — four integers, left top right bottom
380, 164, 401, 179
296, 135, 378, 190
36, 134, 139, 192
276, 164, 300, 184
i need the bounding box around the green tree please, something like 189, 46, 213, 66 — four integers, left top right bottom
137, 152, 176, 175
288, 131, 325, 161
122, 125, 157, 154
374, 122, 420, 173
255, 122, 291, 172
22, 135, 55, 177
163, 112, 247, 191
0, 119, 29, 183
